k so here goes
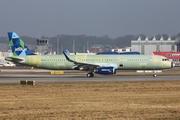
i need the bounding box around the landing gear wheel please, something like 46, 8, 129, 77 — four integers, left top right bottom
87, 73, 94, 78
87, 73, 91, 77
153, 70, 157, 77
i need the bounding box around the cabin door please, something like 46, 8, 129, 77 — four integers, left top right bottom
119, 57, 124, 67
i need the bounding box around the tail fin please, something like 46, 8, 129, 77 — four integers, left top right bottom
7, 32, 35, 56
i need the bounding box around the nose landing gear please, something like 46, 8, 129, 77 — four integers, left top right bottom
153, 74, 157, 77
153, 71, 157, 77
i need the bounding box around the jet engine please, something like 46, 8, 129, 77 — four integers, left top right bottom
94, 67, 115, 75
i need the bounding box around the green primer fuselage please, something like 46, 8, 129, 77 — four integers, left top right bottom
6, 54, 172, 70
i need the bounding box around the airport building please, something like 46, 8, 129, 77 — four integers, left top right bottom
131, 33, 180, 66
89, 45, 104, 53
131, 36, 176, 54
175, 32, 180, 51
35, 38, 51, 55
112, 47, 131, 52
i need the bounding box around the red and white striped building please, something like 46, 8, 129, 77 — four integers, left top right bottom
153, 51, 180, 66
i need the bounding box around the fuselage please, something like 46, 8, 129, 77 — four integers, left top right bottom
5, 54, 173, 70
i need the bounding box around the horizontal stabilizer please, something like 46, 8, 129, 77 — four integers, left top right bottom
5, 57, 24, 63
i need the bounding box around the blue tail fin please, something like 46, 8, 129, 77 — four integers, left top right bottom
7, 32, 35, 56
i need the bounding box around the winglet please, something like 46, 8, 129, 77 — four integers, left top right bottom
63, 50, 74, 62
64, 49, 70, 55
63, 51, 70, 61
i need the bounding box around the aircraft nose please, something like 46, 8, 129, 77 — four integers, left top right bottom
171, 62, 175, 68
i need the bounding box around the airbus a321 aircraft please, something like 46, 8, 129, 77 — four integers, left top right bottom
5, 32, 174, 77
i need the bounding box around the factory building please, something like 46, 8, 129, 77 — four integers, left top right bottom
175, 32, 180, 51
131, 36, 176, 54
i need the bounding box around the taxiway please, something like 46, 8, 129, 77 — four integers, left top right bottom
0, 68, 179, 83
0, 74, 179, 83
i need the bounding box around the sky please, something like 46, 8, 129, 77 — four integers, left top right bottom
0, 0, 180, 38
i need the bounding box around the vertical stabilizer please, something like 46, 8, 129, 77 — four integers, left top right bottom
7, 32, 35, 56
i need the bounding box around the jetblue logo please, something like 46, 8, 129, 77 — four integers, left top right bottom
15, 47, 27, 52
101, 69, 111, 72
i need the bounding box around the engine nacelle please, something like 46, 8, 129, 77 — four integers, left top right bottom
94, 67, 115, 75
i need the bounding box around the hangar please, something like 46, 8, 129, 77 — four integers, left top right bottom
131, 36, 176, 54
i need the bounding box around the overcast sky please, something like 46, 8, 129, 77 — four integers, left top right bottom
0, 0, 180, 38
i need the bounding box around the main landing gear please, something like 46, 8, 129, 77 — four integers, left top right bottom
87, 73, 94, 77
153, 70, 157, 77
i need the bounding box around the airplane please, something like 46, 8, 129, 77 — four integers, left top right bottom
5, 32, 174, 77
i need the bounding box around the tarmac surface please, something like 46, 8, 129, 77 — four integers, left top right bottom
0, 67, 179, 83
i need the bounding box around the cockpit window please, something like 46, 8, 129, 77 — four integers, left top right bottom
162, 58, 169, 61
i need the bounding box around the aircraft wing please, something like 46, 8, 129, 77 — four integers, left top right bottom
63, 51, 119, 71
63, 51, 100, 67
